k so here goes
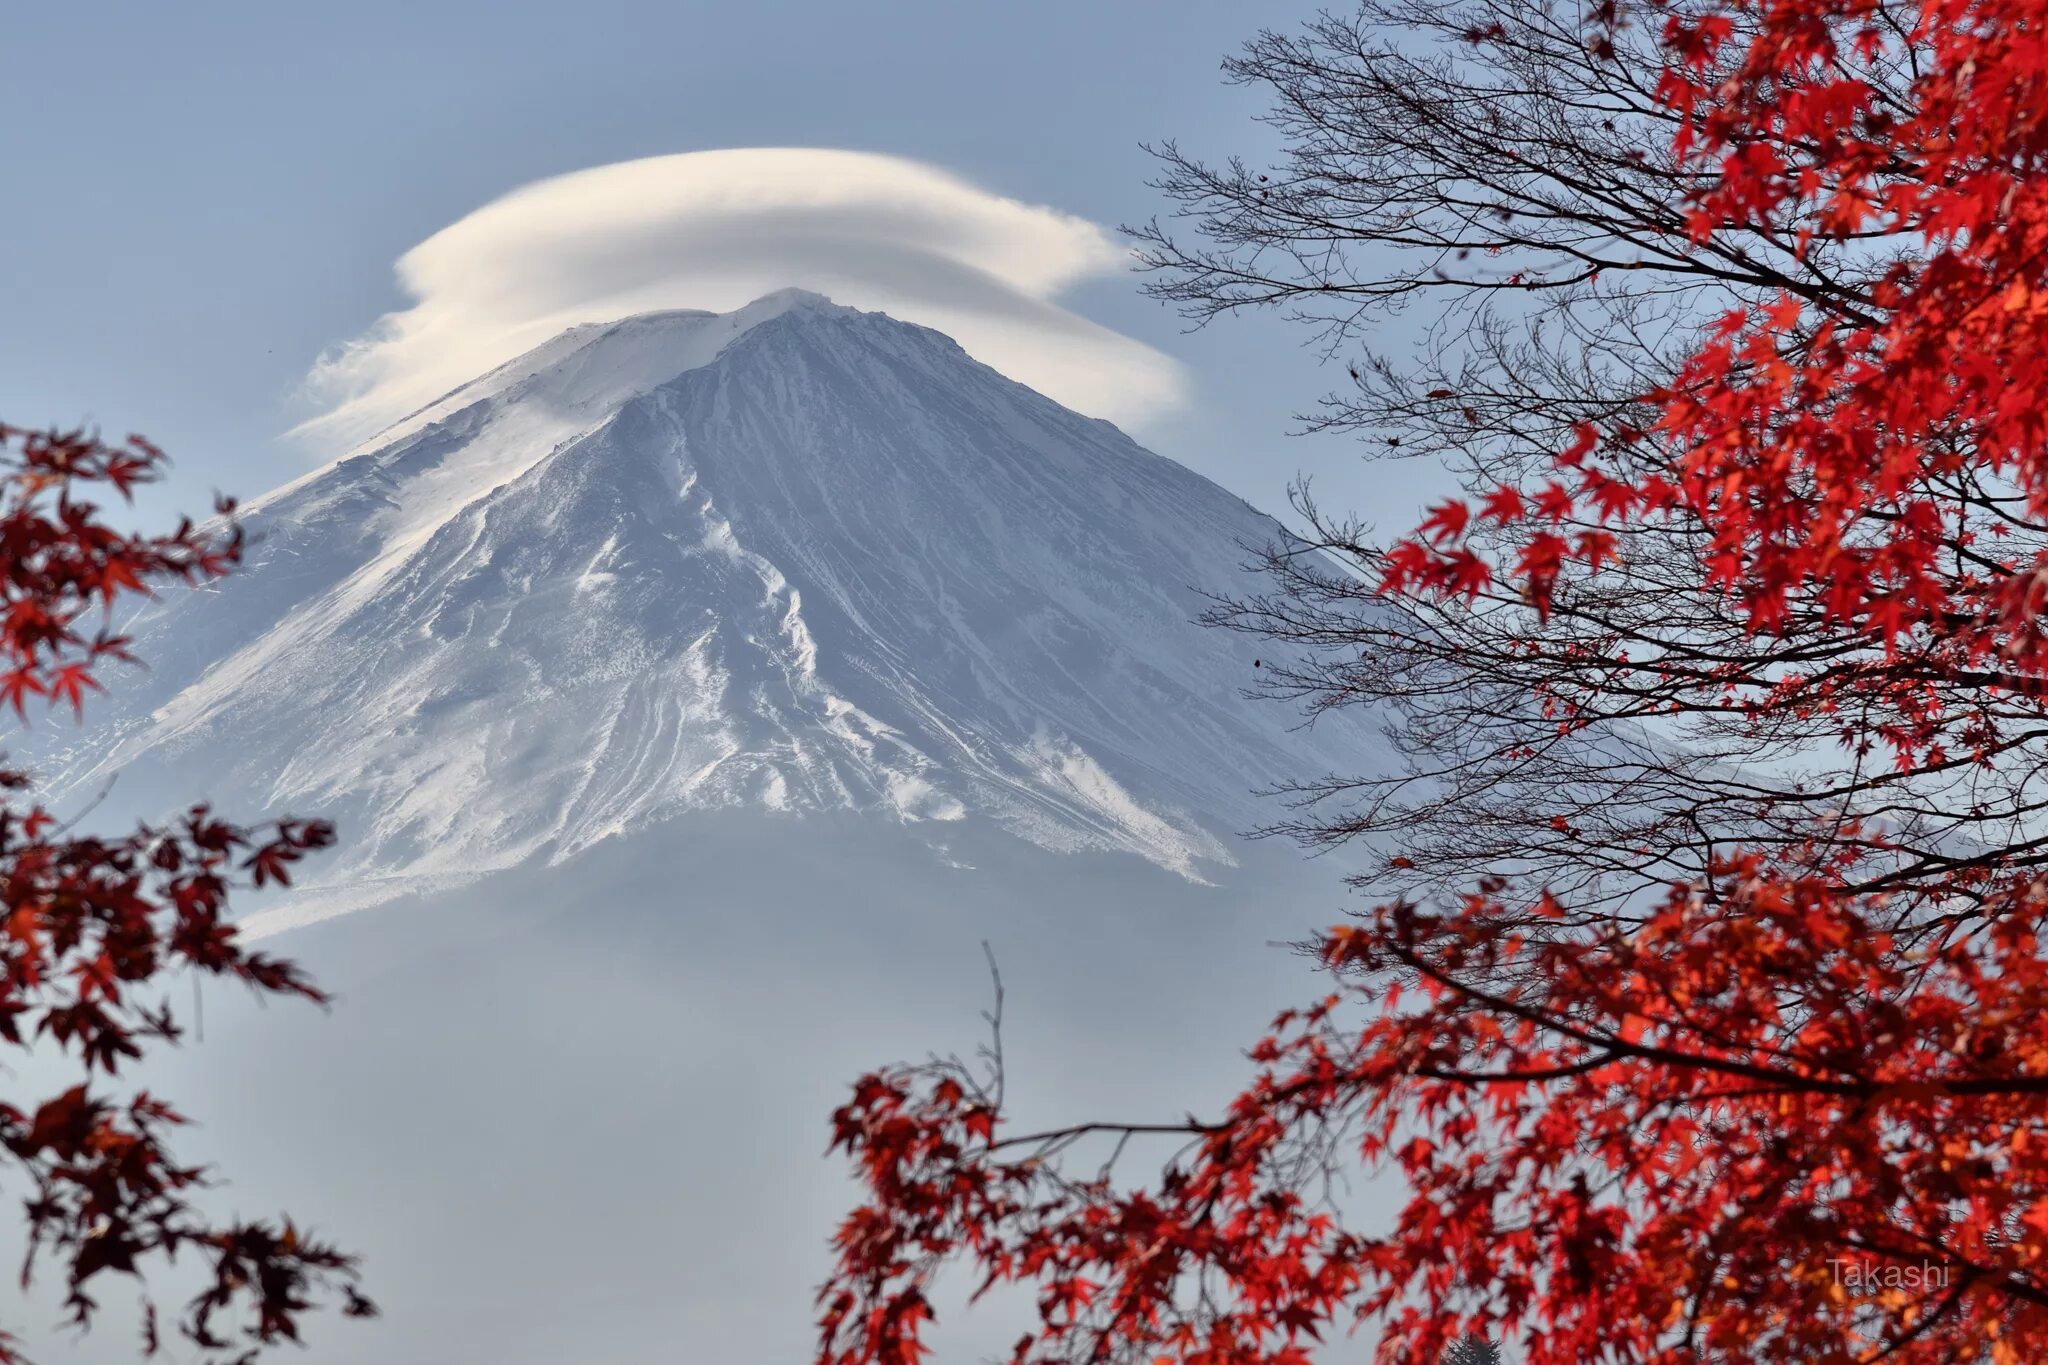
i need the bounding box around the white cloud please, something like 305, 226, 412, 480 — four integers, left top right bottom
296, 148, 1185, 449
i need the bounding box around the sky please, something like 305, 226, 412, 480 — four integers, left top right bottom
2, 0, 1434, 533
0, 10, 1435, 1359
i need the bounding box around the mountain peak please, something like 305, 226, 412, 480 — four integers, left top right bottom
318, 289, 860, 465
741, 285, 844, 313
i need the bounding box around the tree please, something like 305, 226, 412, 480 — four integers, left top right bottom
1146, 0, 2024, 929
815, 2, 2048, 1362
1441, 1338, 1501, 1365
0, 425, 369, 1361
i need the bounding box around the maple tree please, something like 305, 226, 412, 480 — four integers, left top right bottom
817, 1, 2048, 1362
0, 424, 369, 1361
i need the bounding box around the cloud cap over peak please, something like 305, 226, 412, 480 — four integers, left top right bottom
298, 148, 1185, 450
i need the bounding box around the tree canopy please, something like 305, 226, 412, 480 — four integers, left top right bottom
815, 2, 2048, 1361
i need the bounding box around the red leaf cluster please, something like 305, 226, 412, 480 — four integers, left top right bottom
0, 426, 367, 1362
822, 862, 2048, 1362
1385, 0, 2048, 659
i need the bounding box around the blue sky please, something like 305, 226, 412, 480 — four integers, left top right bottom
3, 0, 1425, 528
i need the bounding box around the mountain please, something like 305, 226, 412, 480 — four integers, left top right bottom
6, 291, 1396, 1365
31, 289, 1376, 926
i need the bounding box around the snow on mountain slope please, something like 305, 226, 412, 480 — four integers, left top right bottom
32, 291, 1377, 924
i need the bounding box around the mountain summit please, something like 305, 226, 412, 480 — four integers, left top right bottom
38, 293, 1375, 922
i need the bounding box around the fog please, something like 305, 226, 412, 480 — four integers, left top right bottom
4, 813, 1380, 1364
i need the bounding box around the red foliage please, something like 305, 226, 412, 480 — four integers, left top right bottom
817, 3, 2048, 1362
1386, 0, 2048, 655
0, 425, 368, 1362
823, 867, 2048, 1363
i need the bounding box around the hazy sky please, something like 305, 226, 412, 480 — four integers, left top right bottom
1, 11, 1437, 1359
2, 0, 1434, 531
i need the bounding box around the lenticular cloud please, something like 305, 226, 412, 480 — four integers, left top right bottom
296, 148, 1185, 450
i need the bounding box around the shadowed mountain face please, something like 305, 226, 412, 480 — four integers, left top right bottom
35, 290, 1376, 927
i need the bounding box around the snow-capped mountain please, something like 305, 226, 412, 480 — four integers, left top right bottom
34, 290, 1372, 923
10, 292, 1392, 1365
